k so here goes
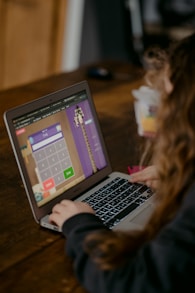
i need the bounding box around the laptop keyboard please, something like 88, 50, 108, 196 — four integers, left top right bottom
82, 177, 153, 229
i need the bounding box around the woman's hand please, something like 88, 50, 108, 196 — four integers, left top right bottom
49, 200, 95, 229
129, 165, 159, 190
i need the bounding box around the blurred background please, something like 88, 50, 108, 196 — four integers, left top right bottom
0, 0, 194, 90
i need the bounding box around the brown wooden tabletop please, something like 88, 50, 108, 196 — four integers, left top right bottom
0, 61, 145, 293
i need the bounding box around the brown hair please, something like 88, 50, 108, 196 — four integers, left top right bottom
84, 33, 195, 270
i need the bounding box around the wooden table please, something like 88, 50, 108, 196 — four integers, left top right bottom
0, 61, 145, 293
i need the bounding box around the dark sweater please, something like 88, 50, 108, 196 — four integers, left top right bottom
62, 183, 195, 293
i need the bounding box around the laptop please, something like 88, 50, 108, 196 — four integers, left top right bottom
3, 81, 154, 232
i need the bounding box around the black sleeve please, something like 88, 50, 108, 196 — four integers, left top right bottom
62, 205, 195, 293
62, 213, 109, 259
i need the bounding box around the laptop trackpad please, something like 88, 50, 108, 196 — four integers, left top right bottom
114, 204, 153, 231
131, 205, 152, 225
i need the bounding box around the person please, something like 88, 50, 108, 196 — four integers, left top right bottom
49, 33, 195, 293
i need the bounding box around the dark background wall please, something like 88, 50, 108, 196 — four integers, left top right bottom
79, 0, 195, 67
79, 0, 136, 65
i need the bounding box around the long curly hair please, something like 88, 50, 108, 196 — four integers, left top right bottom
84, 33, 195, 270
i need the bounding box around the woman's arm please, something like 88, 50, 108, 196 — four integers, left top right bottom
61, 207, 194, 293
49, 183, 195, 293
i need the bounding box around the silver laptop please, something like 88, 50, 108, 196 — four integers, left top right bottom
3, 81, 154, 232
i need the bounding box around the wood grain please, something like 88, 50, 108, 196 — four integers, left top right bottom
0, 0, 67, 89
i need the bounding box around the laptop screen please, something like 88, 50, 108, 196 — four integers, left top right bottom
4, 82, 112, 219
13, 89, 108, 207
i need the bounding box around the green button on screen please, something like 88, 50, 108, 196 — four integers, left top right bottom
64, 167, 74, 179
